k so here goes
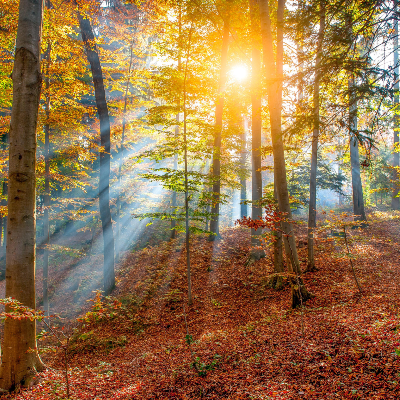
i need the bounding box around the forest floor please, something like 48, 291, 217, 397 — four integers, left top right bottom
2, 210, 400, 399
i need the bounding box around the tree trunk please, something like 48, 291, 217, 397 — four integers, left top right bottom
392, 0, 400, 210
259, 0, 312, 307
209, 15, 230, 240
240, 129, 247, 218
183, 29, 193, 306
249, 0, 264, 261
307, 0, 325, 272
171, 115, 179, 239
77, 11, 115, 294
117, 40, 134, 259
43, 39, 51, 316
349, 75, 367, 222
270, 179, 284, 289
0, 0, 45, 390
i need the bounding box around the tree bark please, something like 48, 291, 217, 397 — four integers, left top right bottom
116, 40, 134, 259
77, 10, 115, 294
209, 15, 230, 240
259, 0, 312, 307
240, 129, 247, 218
247, 0, 265, 262
0, 0, 45, 390
307, 0, 325, 272
43, 39, 51, 316
392, 0, 400, 210
349, 75, 367, 222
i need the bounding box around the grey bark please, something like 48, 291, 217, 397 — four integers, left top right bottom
349, 75, 367, 222
0, 0, 45, 390
43, 39, 51, 316
307, 0, 325, 272
77, 10, 115, 294
116, 40, 134, 259
249, 0, 263, 245
240, 130, 247, 218
392, 0, 400, 210
209, 16, 230, 240
259, 0, 311, 307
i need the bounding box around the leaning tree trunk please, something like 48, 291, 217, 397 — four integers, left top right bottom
0, 0, 45, 391
77, 11, 115, 294
307, 0, 325, 272
392, 0, 400, 210
349, 75, 367, 222
209, 15, 230, 240
259, 0, 312, 308
248, 0, 265, 262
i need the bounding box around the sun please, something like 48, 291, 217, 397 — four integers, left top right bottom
228, 64, 249, 82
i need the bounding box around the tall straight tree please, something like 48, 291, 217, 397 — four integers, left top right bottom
209, 11, 230, 240
0, 0, 45, 390
249, 0, 265, 261
346, 5, 366, 222
77, 6, 115, 294
259, 0, 311, 307
392, 0, 400, 210
307, 0, 325, 272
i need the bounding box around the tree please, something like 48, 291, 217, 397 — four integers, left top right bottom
76, 3, 115, 294
259, 0, 311, 307
249, 0, 265, 262
0, 0, 45, 390
209, 7, 230, 240
307, 0, 325, 272
392, 0, 400, 210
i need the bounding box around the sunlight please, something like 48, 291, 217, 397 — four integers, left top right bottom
228, 64, 249, 82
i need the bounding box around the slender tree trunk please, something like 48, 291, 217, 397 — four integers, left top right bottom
259, 0, 311, 307
249, 0, 264, 262
307, 0, 325, 272
171, 6, 182, 240
338, 136, 344, 206
349, 75, 367, 222
171, 115, 179, 239
0, 0, 45, 390
77, 10, 115, 294
1, 136, 8, 271
183, 29, 193, 306
240, 129, 247, 218
116, 40, 134, 260
392, 0, 400, 210
209, 15, 230, 240
270, 179, 284, 289
43, 39, 51, 316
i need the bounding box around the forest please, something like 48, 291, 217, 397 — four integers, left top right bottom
0, 0, 400, 398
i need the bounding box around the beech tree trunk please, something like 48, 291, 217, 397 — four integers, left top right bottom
0, 0, 45, 390
116, 40, 134, 259
77, 11, 115, 294
240, 129, 247, 218
43, 39, 51, 316
247, 0, 265, 262
349, 75, 367, 222
392, 0, 400, 210
307, 0, 325, 272
171, 114, 179, 239
209, 15, 230, 240
259, 0, 311, 307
